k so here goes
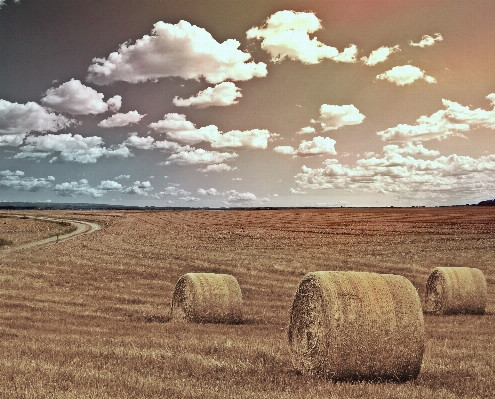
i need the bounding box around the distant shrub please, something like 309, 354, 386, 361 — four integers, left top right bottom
288, 271, 425, 381
424, 267, 487, 315
171, 273, 243, 324
0, 238, 13, 247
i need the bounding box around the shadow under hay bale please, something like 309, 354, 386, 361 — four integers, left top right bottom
287, 271, 425, 382
171, 273, 243, 323
424, 267, 487, 315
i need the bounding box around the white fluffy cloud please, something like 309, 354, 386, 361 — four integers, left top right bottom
54, 179, 152, 198
197, 187, 269, 205
296, 126, 316, 135
0, 100, 74, 135
122, 181, 153, 196
376, 65, 436, 86
173, 82, 242, 108
123, 133, 193, 153
409, 33, 443, 47
178, 196, 200, 202
312, 104, 365, 131
0, 134, 25, 147
196, 163, 237, 173
361, 45, 400, 66
87, 20, 267, 85
152, 185, 190, 198
247, 10, 357, 64
16, 133, 131, 163
149, 113, 272, 148
274, 136, 337, 157
148, 113, 196, 133
210, 129, 271, 149
41, 79, 121, 115
294, 143, 495, 203
377, 94, 495, 142
98, 111, 146, 128
0, 170, 54, 192
164, 148, 238, 165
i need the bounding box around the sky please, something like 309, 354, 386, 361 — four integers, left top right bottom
1, 0, 495, 208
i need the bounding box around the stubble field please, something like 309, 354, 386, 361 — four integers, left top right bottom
0, 207, 494, 398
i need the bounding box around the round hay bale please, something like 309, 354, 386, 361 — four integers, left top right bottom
424, 267, 487, 315
287, 271, 425, 381
171, 273, 242, 323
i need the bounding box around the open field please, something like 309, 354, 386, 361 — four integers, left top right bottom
0, 215, 75, 248
0, 207, 494, 398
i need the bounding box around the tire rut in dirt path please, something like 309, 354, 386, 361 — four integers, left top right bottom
0, 215, 101, 255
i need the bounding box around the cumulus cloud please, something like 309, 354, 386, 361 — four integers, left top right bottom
0, 170, 54, 192
297, 126, 316, 135
148, 113, 196, 133
54, 179, 105, 198
247, 10, 357, 65
152, 185, 190, 198
361, 45, 400, 66
122, 180, 153, 196
164, 148, 238, 165
54, 179, 152, 198
0, 99, 74, 135
293, 143, 495, 203
198, 187, 221, 196
377, 94, 495, 142
376, 65, 436, 86
173, 82, 242, 108
210, 129, 272, 149
197, 187, 269, 205
274, 145, 297, 155
41, 79, 121, 115
0, 134, 25, 147
196, 163, 237, 173
149, 113, 272, 148
87, 20, 267, 85
179, 196, 201, 202
274, 136, 337, 157
16, 133, 131, 163
123, 133, 192, 152
312, 104, 365, 131
98, 111, 146, 128
409, 33, 443, 47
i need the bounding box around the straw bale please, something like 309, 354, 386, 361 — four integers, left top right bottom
171, 273, 242, 323
424, 267, 487, 315
287, 271, 425, 381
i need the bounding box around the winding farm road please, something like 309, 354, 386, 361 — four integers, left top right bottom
0, 215, 101, 254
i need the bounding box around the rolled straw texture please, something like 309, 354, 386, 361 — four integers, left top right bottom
171, 273, 242, 323
287, 271, 425, 381
424, 267, 487, 315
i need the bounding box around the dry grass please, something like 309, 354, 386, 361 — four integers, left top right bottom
288, 271, 424, 381
0, 207, 494, 398
171, 273, 243, 323
0, 214, 74, 247
425, 267, 487, 315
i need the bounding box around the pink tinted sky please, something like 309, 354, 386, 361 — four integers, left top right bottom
1, 0, 495, 207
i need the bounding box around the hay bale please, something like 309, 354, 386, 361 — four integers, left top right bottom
424, 267, 487, 315
287, 271, 425, 381
171, 273, 242, 323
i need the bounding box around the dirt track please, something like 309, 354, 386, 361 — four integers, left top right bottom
0, 215, 101, 254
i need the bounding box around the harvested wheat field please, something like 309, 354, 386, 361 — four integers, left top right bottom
0, 207, 494, 398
